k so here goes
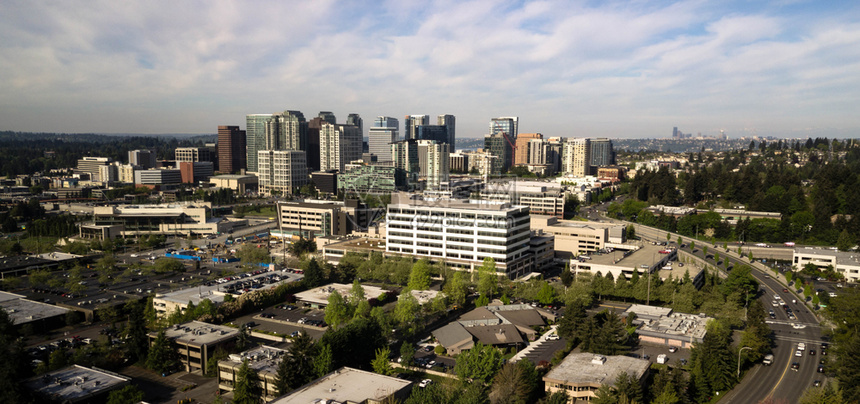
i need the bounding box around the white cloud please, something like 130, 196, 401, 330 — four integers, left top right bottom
0, 0, 858, 138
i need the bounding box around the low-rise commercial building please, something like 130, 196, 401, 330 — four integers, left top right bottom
531, 216, 626, 258
149, 321, 239, 373
270, 367, 413, 404
294, 282, 389, 309
210, 174, 259, 195
218, 346, 287, 401
272, 199, 371, 239
338, 164, 407, 195
78, 201, 245, 239
570, 244, 675, 280
24, 365, 131, 404
481, 181, 566, 218
0, 291, 70, 332
622, 304, 712, 348
543, 354, 650, 402
792, 248, 860, 283
432, 304, 546, 355
134, 168, 182, 185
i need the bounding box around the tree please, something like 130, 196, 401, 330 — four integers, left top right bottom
626, 224, 636, 240
153, 257, 185, 273
276, 331, 318, 395
489, 362, 528, 404
236, 325, 251, 352
233, 359, 263, 404
560, 263, 573, 287
107, 385, 145, 404
454, 342, 502, 384
123, 300, 149, 364
236, 244, 271, 265
400, 342, 416, 368
314, 343, 333, 378
303, 258, 325, 288
146, 330, 179, 374
349, 279, 366, 305
536, 282, 558, 305
837, 229, 855, 251
444, 271, 467, 307
394, 290, 420, 333
325, 290, 352, 329
539, 391, 571, 404
407, 259, 432, 291
799, 381, 844, 404
372, 347, 393, 376
477, 258, 500, 299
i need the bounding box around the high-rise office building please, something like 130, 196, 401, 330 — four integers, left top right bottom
484, 132, 513, 173
589, 138, 614, 169
319, 123, 362, 172
128, 150, 156, 169
415, 125, 449, 144
514, 133, 542, 165
391, 139, 419, 179
368, 116, 399, 162
257, 150, 309, 196
266, 110, 307, 151
246, 111, 307, 173
318, 111, 337, 125
307, 117, 325, 172
489, 117, 518, 139
175, 147, 212, 163
404, 115, 429, 140
417, 140, 450, 190
76, 156, 113, 181
437, 114, 456, 150
547, 137, 564, 173
217, 125, 246, 174
562, 138, 591, 177
347, 113, 363, 135
245, 114, 273, 172
528, 138, 548, 166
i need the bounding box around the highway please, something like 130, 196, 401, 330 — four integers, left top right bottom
632, 223, 826, 403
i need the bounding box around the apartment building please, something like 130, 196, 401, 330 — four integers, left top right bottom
257, 150, 308, 196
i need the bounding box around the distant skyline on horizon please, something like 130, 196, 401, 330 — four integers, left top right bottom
2, 1, 859, 139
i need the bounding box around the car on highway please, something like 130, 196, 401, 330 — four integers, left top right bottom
813, 380, 821, 387
791, 362, 800, 371
795, 350, 803, 357
809, 349, 816, 356
792, 323, 807, 329
818, 366, 825, 373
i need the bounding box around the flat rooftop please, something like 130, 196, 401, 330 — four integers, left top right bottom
624, 305, 711, 342
544, 354, 650, 387
587, 244, 669, 269
794, 247, 860, 267
1, 291, 70, 324
322, 237, 386, 253
390, 192, 524, 212
157, 321, 239, 345
0, 255, 54, 271
32, 252, 84, 261
212, 174, 257, 180
24, 365, 130, 402
270, 367, 412, 404
295, 283, 389, 306
222, 345, 287, 376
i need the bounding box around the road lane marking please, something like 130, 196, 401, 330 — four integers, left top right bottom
767, 352, 794, 399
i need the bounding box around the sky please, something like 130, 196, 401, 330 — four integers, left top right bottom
1, 0, 860, 139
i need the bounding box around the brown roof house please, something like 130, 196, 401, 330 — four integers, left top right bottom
432, 303, 546, 355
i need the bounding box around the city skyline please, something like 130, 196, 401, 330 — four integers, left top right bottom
2, 1, 859, 139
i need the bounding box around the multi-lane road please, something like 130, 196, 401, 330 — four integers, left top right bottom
633, 223, 826, 403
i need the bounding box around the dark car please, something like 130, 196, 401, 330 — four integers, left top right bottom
814, 380, 822, 387
791, 362, 800, 371
818, 366, 825, 373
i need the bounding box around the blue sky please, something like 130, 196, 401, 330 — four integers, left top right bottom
1, 0, 859, 139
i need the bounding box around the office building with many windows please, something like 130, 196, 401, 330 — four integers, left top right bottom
404, 114, 429, 140
257, 150, 309, 196
245, 113, 273, 173
437, 114, 456, 149
217, 125, 246, 174
562, 138, 591, 177
484, 132, 513, 173
128, 150, 156, 169
514, 133, 542, 165
175, 147, 212, 163
75, 156, 113, 182
590, 138, 615, 170
368, 116, 399, 162
319, 123, 362, 172
385, 192, 532, 277
417, 140, 450, 190
489, 116, 518, 138
338, 164, 407, 195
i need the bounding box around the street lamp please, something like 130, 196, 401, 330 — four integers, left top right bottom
737, 346, 753, 378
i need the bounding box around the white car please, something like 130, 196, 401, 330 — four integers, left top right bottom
130, 254, 139, 258
546, 334, 560, 341
795, 350, 803, 357
419, 379, 433, 388
772, 301, 779, 307
668, 347, 678, 353
792, 323, 807, 329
